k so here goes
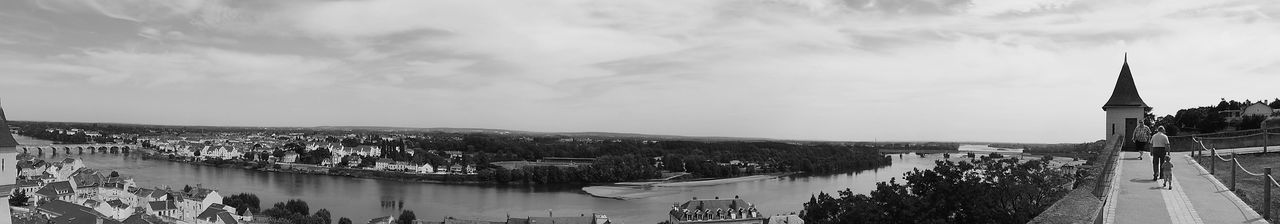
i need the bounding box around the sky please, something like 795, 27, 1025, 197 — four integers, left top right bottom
1, 0, 1279, 143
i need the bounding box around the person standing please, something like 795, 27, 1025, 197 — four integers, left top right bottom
1132, 119, 1152, 160
1150, 126, 1171, 181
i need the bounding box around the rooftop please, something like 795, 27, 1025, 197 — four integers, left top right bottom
0, 101, 19, 147
1102, 55, 1150, 110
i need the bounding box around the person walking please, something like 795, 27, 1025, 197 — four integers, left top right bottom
1150, 126, 1171, 181
1161, 156, 1174, 189
1132, 119, 1152, 160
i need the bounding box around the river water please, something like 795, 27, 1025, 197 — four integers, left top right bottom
15, 136, 1067, 224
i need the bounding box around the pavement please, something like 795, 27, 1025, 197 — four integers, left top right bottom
1101, 151, 1269, 224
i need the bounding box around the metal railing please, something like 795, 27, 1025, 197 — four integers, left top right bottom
1174, 127, 1277, 152
1192, 133, 1280, 221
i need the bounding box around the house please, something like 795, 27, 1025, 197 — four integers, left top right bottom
62, 158, 85, 171
34, 181, 76, 203
415, 163, 435, 173
98, 180, 134, 205
195, 204, 238, 224
1244, 103, 1274, 117
321, 157, 340, 167
449, 164, 465, 174
123, 213, 167, 224
186, 186, 223, 213
87, 199, 134, 220
281, 152, 300, 163
667, 197, 765, 224
374, 158, 394, 170
1219, 102, 1276, 122
20, 161, 51, 178
202, 145, 243, 160
354, 145, 383, 157
369, 216, 396, 224
766, 214, 804, 224
443, 151, 465, 160
134, 188, 170, 203
123, 213, 168, 224
36, 200, 115, 224
15, 179, 44, 196
391, 162, 410, 171
147, 200, 180, 218
347, 156, 363, 168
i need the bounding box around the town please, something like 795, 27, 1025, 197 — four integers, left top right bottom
10, 122, 898, 186
6, 156, 802, 224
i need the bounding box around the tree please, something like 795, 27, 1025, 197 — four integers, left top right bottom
801, 158, 1073, 224
183, 185, 192, 193
338, 218, 353, 224
108, 171, 120, 178
223, 193, 261, 215
9, 191, 29, 206
285, 199, 310, 216
315, 209, 333, 224
1238, 115, 1267, 130
397, 210, 416, 224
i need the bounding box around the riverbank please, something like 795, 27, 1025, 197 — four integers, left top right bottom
584, 172, 797, 200
138, 153, 506, 185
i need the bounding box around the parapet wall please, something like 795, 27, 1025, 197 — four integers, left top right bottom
1029, 134, 1123, 223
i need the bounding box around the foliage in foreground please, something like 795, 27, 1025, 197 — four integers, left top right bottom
801, 157, 1074, 224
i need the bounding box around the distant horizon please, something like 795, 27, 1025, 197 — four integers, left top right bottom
9, 119, 1096, 145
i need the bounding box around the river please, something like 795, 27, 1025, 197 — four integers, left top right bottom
15, 136, 1072, 224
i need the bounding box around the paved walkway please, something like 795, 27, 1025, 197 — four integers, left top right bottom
1102, 151, 1268, 224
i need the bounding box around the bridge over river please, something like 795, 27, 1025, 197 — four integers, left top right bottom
19, 144, 142, 155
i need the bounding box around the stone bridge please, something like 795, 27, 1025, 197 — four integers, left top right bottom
19, 144, 142, 155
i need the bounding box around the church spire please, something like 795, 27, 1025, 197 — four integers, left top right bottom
1102, 54, 1149, 110
0, 99, 18, 147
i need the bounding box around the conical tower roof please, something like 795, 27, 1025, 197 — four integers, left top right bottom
0, 100, 19, 147
1103, 55, 1150, 110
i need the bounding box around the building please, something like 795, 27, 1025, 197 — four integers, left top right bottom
1102, 55, 1151, 150
416, 163, 435, 173
281, 152, 300, 163
375, 158, 394, 170
35, 200, 115, 223
195, 204, 238, 224
0, 101, 20, 223
668, 197, 765, 224
766, 215, 804, 224
369, 216, 396, 224
34, 181, 76, 203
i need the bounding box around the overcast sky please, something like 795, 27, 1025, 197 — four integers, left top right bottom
2, 0, 1279, 143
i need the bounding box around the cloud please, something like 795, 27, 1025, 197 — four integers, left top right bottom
5, 0, 1280, 142
0, 46, 351, 90
32, 0, 207, 22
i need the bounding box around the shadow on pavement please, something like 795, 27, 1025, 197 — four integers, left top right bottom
1130, 178, 1157, 183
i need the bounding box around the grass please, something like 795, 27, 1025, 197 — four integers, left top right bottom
1198, 152, 1280, 221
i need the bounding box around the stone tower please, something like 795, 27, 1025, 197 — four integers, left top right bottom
0, 101, 17, 222
1102, 55, 1151, 150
